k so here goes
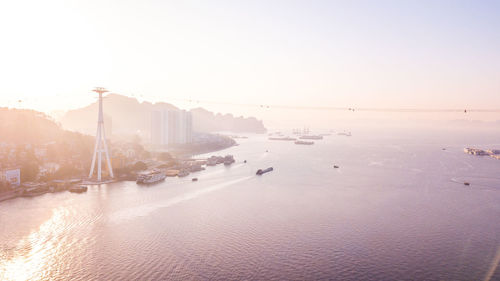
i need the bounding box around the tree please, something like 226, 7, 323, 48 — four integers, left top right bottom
0, 181, 11, 192
141, 151, 151, 159
46, 144, 58, 161
21, 161, 39, 182
132, 134, 141, 144
133, 161, 147, 171
53, 165, 79, 179
158, 152, 173, 161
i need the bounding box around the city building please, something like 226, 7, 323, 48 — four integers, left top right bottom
1, 167, 21, 187
151, 109, 193, 148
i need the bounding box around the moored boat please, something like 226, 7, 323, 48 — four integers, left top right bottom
295, 140, 314, 145
69, 185, 88, 193
137, 171, 167, 185
223, 155, 235, 165
268, 137, 297, 141
178, 170, 190, 177
299, 135, 323, 140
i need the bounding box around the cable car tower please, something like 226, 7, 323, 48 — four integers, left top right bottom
89, 87, 114, 181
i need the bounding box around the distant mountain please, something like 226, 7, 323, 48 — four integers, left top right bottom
190, 107, 266, 133
60, 94, 266, 135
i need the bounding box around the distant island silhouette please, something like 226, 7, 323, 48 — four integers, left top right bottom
60, 94, 266, 135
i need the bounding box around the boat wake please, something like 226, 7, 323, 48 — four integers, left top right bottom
201, 163, 245, 178
450, 176, 500, 190
108, 176, 253, 224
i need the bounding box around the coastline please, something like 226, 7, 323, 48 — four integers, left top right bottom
0, 190, 20, 203
0, 141, 238, 204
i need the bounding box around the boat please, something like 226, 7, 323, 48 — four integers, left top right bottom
207, 155, 223, 166
256, 167, 273, 175
137, 171, 166, 184
189, 164, 204, 172
22, 186, 49, 197
299, 135, 323, 140
223, 155, 235, 165
69, 185, 88, 193
21, 182, 50, 197
337, 132, 352, 136
165, 170, 180, 177
333, 165, 339, 169
464, 182, 470, 186
295, 140, 314, 145
268, 137, 297, 141
216, 157, 225, 164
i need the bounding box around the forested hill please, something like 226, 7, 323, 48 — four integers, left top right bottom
0, 108, 91, 145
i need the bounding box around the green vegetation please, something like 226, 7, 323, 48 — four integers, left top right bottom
0, 181, 11, 193
157, 152, 173, 161
133, 161, 147, 171
20, 161, 39, 182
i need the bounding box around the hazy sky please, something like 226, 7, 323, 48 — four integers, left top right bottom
0, 0, 499, 125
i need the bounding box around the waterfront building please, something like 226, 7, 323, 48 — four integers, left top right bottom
486, 149, 500, 155
0, 167, 21, 187
39, 162, 60, 178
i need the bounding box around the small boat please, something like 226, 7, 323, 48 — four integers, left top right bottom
337, 132, 352, 137
295, 140, 314, 145
256, 167, 273, 175
192, 178, 198, 182
207, 155, 224, 166
178, 170, 190, 177
464, 182, 470, 186
299, 135, 323, 140
22, 186, 49, 197
69, 185, 88, 193
333, 165, 339, 169
223, 155, 235, 166
268, 137, 297, 141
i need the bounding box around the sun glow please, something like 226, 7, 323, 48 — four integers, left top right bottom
0, 208, 70, 281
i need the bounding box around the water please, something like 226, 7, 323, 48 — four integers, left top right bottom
1, 128, 500, 281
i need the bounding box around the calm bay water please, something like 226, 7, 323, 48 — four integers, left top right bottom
1, 128, 500, 280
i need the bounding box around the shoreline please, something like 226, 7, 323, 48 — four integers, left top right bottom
0, 190, 20, 203
0, 142, 239, 204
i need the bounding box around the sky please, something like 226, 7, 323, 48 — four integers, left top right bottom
0, 0, 499, 127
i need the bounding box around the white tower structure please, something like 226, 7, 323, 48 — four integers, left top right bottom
88, 87, 114, 181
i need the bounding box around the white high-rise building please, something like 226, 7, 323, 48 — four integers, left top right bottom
151, 109, 192, 148
151, 111, 163, 146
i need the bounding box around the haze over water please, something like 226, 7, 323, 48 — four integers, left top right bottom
1, 127, 499, 281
